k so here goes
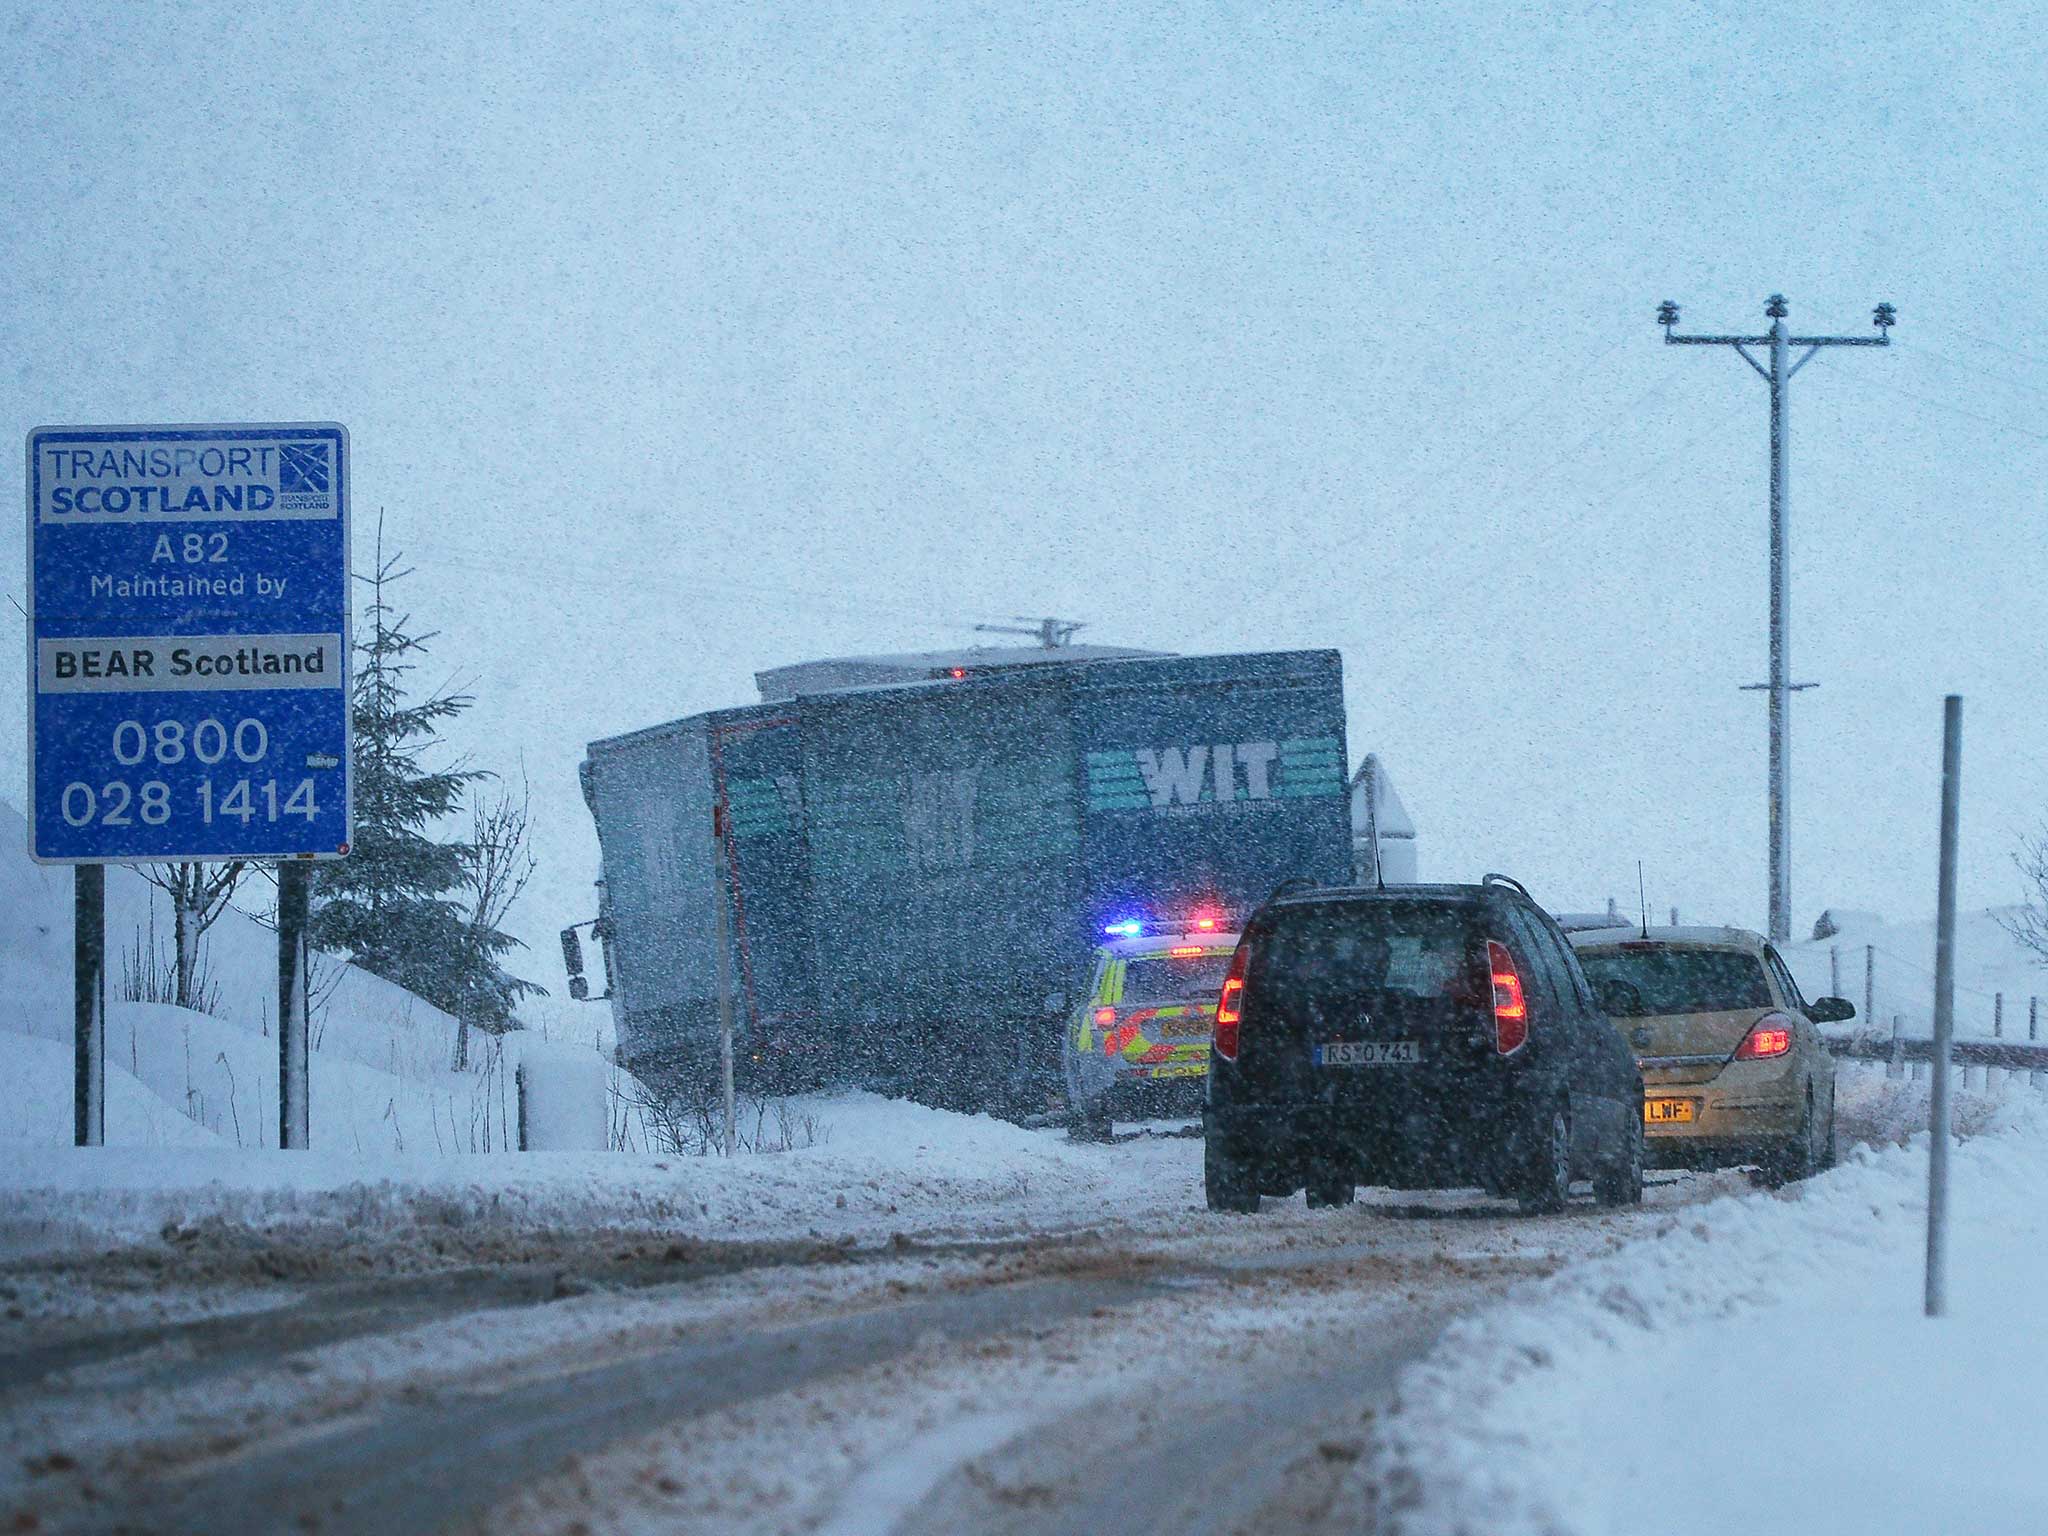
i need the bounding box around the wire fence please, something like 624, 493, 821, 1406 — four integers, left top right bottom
1818, 941, 2044, 1046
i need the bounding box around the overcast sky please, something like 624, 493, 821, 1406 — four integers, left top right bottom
5, 1, 2044, 994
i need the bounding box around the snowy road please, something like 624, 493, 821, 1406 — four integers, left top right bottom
0, 1132, 1748, 1536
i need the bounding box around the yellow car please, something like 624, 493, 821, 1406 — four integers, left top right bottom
1568, 926, 1850, 1182
1063, 924, 1239, 1140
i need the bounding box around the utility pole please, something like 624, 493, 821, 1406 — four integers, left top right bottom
1657, 294, 1895, 941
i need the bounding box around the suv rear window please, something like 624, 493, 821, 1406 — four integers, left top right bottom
1121, 953, 1232, 1005
1576, 947, 1771, 1016
1252, 902, 1474, 1004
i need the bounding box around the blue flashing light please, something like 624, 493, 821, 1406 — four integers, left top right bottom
1103, 919, 1144, 938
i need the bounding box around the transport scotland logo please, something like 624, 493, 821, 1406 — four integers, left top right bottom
278, 442, 331, 495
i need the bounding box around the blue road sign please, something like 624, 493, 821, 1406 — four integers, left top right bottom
26, 424, 352, 863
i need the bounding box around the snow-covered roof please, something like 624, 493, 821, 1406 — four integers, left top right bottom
1568, 925, 1767, 950
1348, 756, 1416, 839
756, 644, 1170, 701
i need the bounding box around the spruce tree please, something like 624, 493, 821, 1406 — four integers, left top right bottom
311, 528, 488, 1016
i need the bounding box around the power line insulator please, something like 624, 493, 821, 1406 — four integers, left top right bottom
1873, 302, 1897, 330
1656, 300, 1680, 327
1765, 294, 1789, 318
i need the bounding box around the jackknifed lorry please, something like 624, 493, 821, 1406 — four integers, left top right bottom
566, 645, 1390, 1110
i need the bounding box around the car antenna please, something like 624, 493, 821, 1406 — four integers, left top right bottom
1637, 860, 1651, 939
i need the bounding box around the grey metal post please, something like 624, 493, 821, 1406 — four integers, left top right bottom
1669, 906, 1679, 927
2032, 998, 2041, 1089
1659, 296, 1893, 942
1926, 695, 1963, 1319
74, 865, 105, 1147
1994, 993, 2004, 1038
277, 861, 312, 1150
1830, 945, 1841, 998
1865, 945, 1876, 1030
1888, 1014, 1905, 1080
712, 803, 736, 1158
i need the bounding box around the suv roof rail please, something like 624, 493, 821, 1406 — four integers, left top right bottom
1265, 876, 1320, 903
1481, 872, 1533, 900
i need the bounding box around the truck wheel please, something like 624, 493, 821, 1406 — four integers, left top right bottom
1068, 1099, 1114, 1144
1204, 1132, 1261, 1214
1305, 1174, 1355, 1209
1594, 1105, 1644, 1207
1517, 1104, 1572, 1215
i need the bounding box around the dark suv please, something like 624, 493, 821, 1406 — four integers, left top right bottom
1203, 876, 1644, 1214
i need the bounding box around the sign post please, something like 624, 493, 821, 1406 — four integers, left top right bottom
27, 424, 351, 1149
73, 864, 105, 1146
1925, 694, 1962, 1318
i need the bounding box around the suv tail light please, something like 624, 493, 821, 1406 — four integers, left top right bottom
1487, 939, 1528, 1055
1735, 1014, 1793, 1059
1213, 942, 1249, 1061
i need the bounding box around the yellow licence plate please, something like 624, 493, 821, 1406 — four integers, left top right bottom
1645, 1098, 1696, 1125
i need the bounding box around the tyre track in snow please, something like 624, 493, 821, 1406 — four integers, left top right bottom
8, 1165, 1752, 1535
78, 1272, 1163, 1536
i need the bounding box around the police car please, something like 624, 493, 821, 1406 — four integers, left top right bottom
1063, 915, 1239, 1140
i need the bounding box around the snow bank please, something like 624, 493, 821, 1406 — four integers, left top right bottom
515, 1040, 609, 1151
0, 1031, 224, 1151
0, 1092, 1184, 1259
0, 795, 643, 1156
1370, 1088, 2048, 1535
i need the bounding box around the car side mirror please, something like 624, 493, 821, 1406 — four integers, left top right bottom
1808, 996, 1855, 1024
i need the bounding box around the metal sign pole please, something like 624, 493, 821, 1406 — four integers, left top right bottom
73, 865, 105, 1147
1926, 694, 1963, 1318
278, 861, 312, 1150
712, 804, 736, 1158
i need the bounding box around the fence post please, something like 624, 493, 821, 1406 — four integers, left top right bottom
1994, 993, 2003, 1039
2032, 998, 2042, 1089
1864, 946, 1875, 1029
1830, 945, 1842, 998
1888, 1014, 1905, 1080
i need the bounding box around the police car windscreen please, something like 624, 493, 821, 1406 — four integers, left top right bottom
1576, 948, 1771, 1016
1122, 954, 1232, 1005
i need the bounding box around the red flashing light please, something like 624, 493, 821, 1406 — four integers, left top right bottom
1194, 916, 1219, 931
1488, 939, 1529, 1055
1735, 1014, 1793, 1059
1094, 1006, 1117, 1026
1213, 943, 1249, 1060
948, 667, 967, 679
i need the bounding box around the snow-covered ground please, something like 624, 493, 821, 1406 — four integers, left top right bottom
1365, 1068, 2048, 1536
0, 1091, 1190, 1262
1784, 905, 2047, 1040
1, 796, 641, 1162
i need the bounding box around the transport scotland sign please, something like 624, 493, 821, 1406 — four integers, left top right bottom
26, 424, 352, 862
